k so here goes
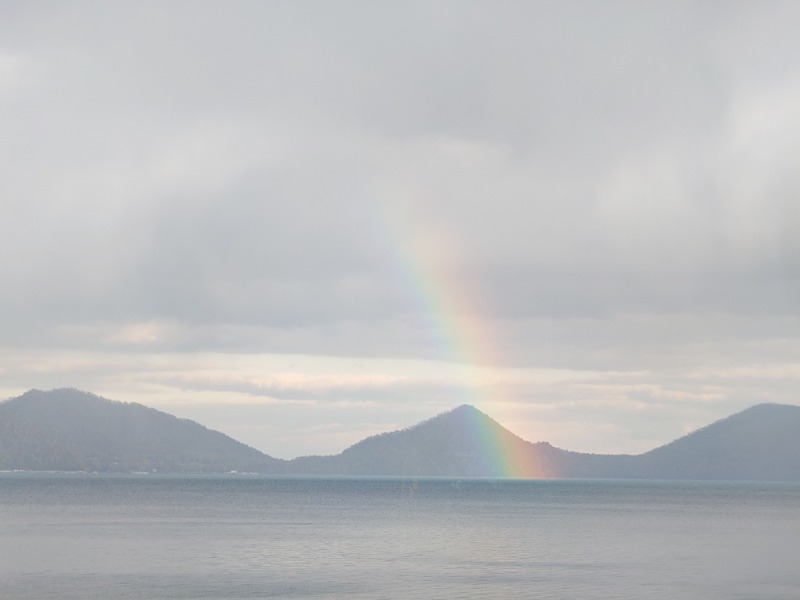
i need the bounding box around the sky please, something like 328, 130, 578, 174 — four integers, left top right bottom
1, 1, 798, 459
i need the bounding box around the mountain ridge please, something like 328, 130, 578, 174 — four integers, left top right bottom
2, 388, 799, 481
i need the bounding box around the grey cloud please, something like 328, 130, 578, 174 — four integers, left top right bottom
1, 1, 798, 373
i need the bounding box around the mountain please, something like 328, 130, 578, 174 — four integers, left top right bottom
0, 388, 283, 473
287, 404, 569, 477
633, 403, 800, 481
280, 403, 800, 481
2, 389, 799, 481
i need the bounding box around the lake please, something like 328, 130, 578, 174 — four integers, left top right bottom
1, 474, 799, 599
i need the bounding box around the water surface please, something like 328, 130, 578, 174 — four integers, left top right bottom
2, 474, 798, 598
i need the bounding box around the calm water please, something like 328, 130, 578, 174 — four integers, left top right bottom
1, 475, 799, 599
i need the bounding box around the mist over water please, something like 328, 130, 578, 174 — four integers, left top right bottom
2, 475, 799, 599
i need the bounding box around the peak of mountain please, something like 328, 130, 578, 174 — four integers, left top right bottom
289, 403, 565, 478
0, 388, 282, 473
448, 404, 483, 415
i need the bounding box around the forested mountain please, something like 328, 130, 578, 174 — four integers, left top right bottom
289, 404, 567, 477
289, 403, 800, 481
634, 403, 800, 481
2, 389, 799, 481
0, 389, 282, 473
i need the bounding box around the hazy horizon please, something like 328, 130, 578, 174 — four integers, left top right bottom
0, 385, 719, 462
2, 1, 798, 459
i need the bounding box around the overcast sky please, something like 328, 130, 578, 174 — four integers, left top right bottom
2, 1, 798, 458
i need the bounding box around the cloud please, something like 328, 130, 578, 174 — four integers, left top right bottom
1, 1, 798, 456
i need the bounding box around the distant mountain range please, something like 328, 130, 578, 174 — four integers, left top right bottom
2, 388, 799, 481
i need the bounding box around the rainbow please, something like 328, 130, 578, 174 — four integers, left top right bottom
456, 404, 555, 478
376, 202, 550, 478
